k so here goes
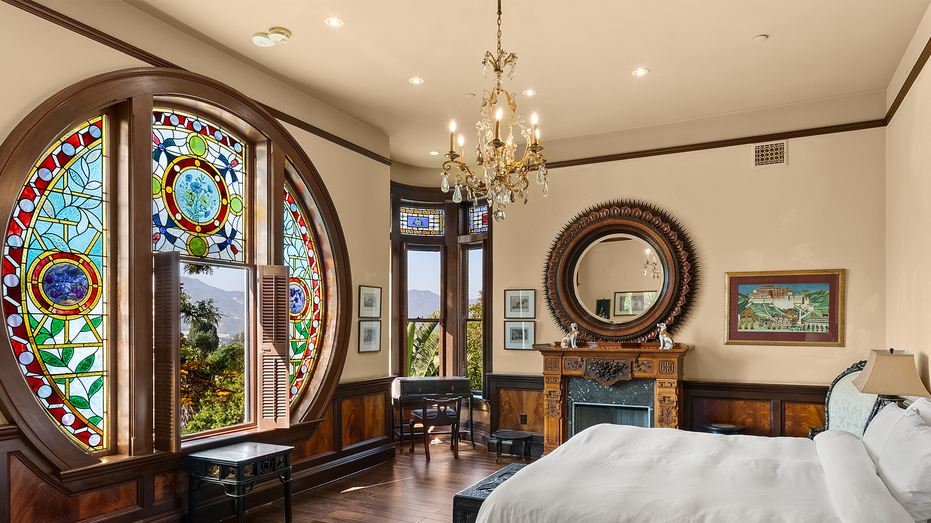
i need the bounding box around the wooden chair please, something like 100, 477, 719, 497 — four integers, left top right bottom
409, 396, 461, 461
809, 360, 882, 439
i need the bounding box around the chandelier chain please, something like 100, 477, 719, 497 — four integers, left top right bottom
496, 0, 502, 55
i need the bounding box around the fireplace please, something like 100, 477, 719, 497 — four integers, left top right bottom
535, 342, 690, 454
567, 377, 654, 436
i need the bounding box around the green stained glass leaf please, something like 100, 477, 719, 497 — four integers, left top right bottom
39, 350, 65, 367
88, 377, 103, 398
61, 346, 73, 365
42, 198, 56, 218
28, 316, 38, 329
54, 378, 66, 386
85, 148, 101, 165
75, 354, 95, 373
69, 396, 90, 409
43, 234, 70, 253
50, 318, 65, 336
79, 316, 103, 333
88, 416, 102, 427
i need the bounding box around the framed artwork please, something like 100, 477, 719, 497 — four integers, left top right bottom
504, 289, 535, 318
725, 269, 846, 346
358, 320, 381, 352
504, 321, 535, 350
614, 291, 658, 316
595, 299, 611, 320
359, 285, 382, 318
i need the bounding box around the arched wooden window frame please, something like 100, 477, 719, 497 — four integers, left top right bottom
0, 68, 351, 471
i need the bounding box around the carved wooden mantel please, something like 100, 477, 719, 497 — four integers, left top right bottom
534, 341, 691, 455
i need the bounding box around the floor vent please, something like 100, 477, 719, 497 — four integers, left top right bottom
753, 140, 787, 167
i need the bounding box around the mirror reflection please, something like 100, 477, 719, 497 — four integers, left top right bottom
573, 233, 664, 324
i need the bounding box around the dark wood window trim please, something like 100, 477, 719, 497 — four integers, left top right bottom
0, 68, 351, 474
390, 182, 492, 390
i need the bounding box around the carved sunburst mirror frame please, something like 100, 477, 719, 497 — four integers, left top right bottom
543, 201, 699, 342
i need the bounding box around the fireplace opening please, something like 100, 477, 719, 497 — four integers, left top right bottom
571, 402, 651, 437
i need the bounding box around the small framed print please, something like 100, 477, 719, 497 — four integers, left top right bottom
614, 290, 658, 316
504, 321, 535, 350
504, 289, 535, 318
359, 285, 381, 318
358, 320, 381, 352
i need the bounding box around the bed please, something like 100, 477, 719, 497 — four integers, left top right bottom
475, 400, 931, 523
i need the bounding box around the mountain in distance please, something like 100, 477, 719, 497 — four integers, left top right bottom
181, 277, 246, 339
407, 289, 479, 319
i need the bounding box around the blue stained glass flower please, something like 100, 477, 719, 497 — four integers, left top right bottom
43, 263, 89, 306
289, 283, 306, 315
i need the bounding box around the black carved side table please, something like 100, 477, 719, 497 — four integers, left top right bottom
187, 442, 294, 523
453, 462, 527, 523
491, 429, 532, 462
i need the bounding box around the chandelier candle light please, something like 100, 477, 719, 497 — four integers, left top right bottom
441, 0, 548, 223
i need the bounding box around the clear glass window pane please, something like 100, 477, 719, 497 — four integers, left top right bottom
180, 263, 248, 434
407, 250, 441, 319
407, 321, 440, 377
466, 320, 483, 391
468, 248, 483, 319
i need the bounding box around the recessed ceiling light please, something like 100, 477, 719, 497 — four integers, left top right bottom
632, 68, 650, 77
522, 89, 536, 96
252, 32, 274, 47
752, 34, 769, 43
324, 17, 344, 27
409, 77, 424, 85
429, 151, 440, 156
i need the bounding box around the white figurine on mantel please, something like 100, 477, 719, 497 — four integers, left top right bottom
657, 322, 674, 350
561, 323, 579, 348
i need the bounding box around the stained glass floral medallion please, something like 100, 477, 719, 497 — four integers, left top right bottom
3, 117, 107, 451
399, 206, 444, 236
283, 184, 324, 401
469, 204, 489, 234
152, 109, 246, 261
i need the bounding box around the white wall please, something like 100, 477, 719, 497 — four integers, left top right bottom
493, 129, 887, 385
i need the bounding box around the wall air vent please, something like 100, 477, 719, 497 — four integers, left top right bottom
753, 140, 787, 168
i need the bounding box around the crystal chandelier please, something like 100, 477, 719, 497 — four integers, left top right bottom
440, 0, 548, 223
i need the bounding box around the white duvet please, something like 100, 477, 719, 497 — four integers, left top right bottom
475, 424, 912, 523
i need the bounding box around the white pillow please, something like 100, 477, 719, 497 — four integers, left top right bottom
906, 397, 931, 426
862, 403, 905, 464
875, 408, 931, 521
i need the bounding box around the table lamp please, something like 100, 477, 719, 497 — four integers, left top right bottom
852, 349, 931, 405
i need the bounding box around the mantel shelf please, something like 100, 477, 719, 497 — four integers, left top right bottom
533, 342, 692, 354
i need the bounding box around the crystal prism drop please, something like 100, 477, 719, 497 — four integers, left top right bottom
440, 174, 449, 193
536, 169, 544, 184
543, 181, 548, 197
493, 208, 505, 222
453, 185, 462, 203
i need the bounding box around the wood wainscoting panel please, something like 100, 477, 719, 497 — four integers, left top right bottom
690, 398, 771, 436
683, 381, 828, 437
498, 390, 545, 433
784, 402, 826, 438
153, 470, 187, 502
295, 403, 335, 460
10, 453, 138, 522
342, 393, 387, 448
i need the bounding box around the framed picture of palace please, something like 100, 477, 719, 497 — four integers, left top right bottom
358, 320, 381, 352
725, 269, 846, 346
504, 289, 535, 318
504, 321, 535, 350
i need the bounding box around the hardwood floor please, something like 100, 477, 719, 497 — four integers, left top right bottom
243, 438, 517, 523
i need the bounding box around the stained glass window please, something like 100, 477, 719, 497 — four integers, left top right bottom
399, 206, 444, 236
469, 205, 488, 234
283, 183, 324, 401
3, 117, 108, 451
152, 109, 246, 262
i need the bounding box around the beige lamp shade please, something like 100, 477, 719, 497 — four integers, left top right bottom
852, 350, 931, 397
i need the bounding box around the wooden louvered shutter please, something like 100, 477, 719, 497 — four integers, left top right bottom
258, 265, 290, 429
153, 251, 180, 452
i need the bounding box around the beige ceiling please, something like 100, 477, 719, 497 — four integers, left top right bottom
124, 0, 929, 167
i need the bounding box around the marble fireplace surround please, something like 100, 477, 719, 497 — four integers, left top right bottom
534, 342, 691, 454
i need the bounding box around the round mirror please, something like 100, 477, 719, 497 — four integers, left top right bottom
573, 233, 664, 324
544, 201, 698, 342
